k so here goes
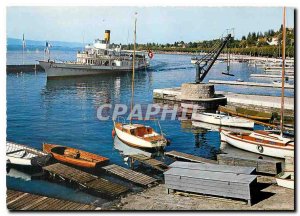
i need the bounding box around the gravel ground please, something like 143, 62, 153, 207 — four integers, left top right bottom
111, 177, 294, 211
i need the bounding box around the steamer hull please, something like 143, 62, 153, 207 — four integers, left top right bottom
39, 61, 148, 78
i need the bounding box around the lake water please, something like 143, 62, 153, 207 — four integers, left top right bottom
6, 49, 294, 205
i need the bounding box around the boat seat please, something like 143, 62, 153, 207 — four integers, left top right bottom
64, 149, 80, 159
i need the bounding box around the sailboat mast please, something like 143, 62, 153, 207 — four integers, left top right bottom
130, 13, 137, 124
280, 7, 286, 137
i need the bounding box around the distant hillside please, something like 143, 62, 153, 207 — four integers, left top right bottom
7, 38, 82, 49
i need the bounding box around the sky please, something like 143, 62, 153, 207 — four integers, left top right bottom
6, 7, 294, 44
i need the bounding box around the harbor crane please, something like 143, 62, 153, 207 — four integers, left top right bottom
194, 32, 233, 83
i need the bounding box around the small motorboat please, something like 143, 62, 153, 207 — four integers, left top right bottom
220, 129, 294, 158
276, 172, 294, 189
6, 142, 51, 167
43, 143, 109, 168
191, 112, 254, 129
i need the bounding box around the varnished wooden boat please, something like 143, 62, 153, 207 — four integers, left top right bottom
218, 105, 273, 121
43, 143, 109, 168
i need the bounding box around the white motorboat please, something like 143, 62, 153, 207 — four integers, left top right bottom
220, 129, 294, 158
191, 112, 254, 129
6, 142, 51, 166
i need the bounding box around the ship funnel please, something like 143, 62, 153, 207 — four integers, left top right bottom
104, 30, 110, 44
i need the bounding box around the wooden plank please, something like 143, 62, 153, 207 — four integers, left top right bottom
130, 154, 169, 172
165, 150, 217, 164
102, 164, 157, 186
164, 167, 257, 184
7, 190, 97, 211
84, 178, 128, 197
43, 163, 97, 184
169, 161, 255, 174
43, 163, 129, 197
165, 175, 251, 192
217, 154, 282, 175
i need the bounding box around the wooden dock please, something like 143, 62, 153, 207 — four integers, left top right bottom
7, 190, 98, 210
128, 154, 169, 172
43, 163, 128, 197
165, 150, 217, 164
208, 80, 294, 89
250, 74, 294, 79
102, 164, 158, 187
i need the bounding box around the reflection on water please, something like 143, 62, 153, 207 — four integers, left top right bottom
113, 136, 163, 160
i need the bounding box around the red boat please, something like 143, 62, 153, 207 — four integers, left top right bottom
43, 143, 109, 168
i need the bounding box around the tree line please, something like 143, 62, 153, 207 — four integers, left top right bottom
119, 26, 294, 58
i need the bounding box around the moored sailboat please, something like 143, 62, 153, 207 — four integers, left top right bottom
113, 13, 167, 149
220, 129, 294, 158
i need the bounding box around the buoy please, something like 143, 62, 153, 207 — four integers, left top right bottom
112, 129, 116, 138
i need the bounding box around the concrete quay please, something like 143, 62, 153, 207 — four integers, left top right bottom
153, 88, 294, 111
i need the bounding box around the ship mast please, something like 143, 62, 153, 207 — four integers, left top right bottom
280, 7, 286, 137
129, 12, 137, 124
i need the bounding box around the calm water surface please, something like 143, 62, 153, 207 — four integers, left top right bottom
6, 50, 294, 205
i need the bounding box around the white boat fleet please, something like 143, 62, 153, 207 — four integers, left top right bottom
39, 30, 150, 77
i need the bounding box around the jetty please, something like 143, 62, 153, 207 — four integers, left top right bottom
7, 64, 44, 73
208, 80, 294, 89
153, 88, 294, 111
43, 163, 128, 197
250, 74, 294, 79
102, 164, 158, 187
165, 150, 217, 164
7, 190, 99, 210
128, 154, 169, 172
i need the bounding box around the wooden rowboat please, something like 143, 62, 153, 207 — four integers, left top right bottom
43, 143, 109, 168
218, 105, 273, 121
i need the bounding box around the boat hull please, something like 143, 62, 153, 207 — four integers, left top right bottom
220, 130, 294, 158
6, 142, 50, 167
6, 156, 32, 166
114, 125, 167, 149
192, 113, 254, 129
39, 61, 148, 78
276, 178, 294, 189
43, 143, 109, 168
